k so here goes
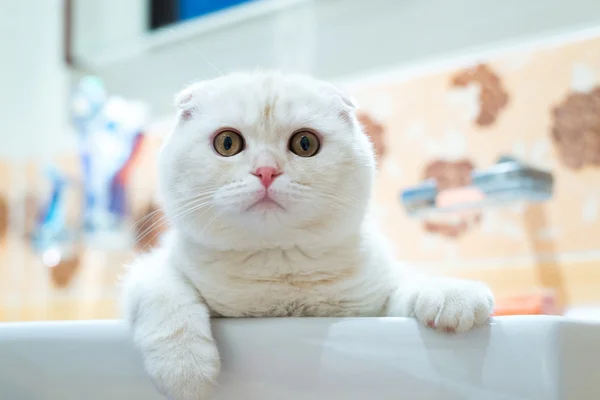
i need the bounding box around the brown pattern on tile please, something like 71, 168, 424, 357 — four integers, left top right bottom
424, 159, 475, 190
357, 111, 386, 164
551, 86, 600, 169
421, 159, 481, 238
451, 64, 509, 126
135, 203, 167, 252
49, 250, 82, 288
0, 196, 7, 243
23, 193, 39, 238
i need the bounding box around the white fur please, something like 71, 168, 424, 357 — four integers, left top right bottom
122, 71, 494, 400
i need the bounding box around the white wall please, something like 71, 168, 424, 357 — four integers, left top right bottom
71, 0, 600, 121
72, 0, 147, 63
0, 0, 72, 161
2, 0, 600, 159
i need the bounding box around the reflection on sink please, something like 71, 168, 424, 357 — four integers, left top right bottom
0, 316, 598, 399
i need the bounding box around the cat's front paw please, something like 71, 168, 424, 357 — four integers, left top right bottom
143, 338, 220, 400
413, 278, 494, 333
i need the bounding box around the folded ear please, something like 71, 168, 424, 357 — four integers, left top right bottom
174, 82, 204, 122
325, 83, 358, 124
338, 89, 358, 110
326, 83, 358, 110
174, 82, 204, 108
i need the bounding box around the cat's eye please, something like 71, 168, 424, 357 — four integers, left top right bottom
289, 131, 320, 157
213, 130, 245, 157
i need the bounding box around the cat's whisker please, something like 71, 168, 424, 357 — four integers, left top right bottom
141, 227, 168, 252
193, 51, 224, 76
201, 209, 226, 236
132, 180, 217, 250
135, 218, 169, 248
134, 195, 217, 246
132, 208, 163, 229
178, 202, 216, 222
172, 190, 219, 205
314, 192, 360, 208
170, 200, 215, 221
164, 26, 224, 77
134, 199, 203, 236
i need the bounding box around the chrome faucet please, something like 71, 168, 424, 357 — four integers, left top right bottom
400, 156, 554, 218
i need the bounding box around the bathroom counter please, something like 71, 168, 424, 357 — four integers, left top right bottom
1, 316, 599, 400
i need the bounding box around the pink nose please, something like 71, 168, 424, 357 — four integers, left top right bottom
253, 167, 280, 188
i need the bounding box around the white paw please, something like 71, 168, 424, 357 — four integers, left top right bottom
412, 278, 494, 333
143, 338, 220, 400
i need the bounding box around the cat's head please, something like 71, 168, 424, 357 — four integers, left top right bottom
159, 71, 376, 250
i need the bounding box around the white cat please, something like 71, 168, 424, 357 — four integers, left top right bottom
122, 71, 494, 400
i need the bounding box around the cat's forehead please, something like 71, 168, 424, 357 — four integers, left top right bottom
205, 72, 332, 105
178, 72, 354, 135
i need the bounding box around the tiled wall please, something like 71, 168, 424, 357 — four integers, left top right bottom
0, 139, 164, 321
1, 35, 599, 321
354, 35, 600, 308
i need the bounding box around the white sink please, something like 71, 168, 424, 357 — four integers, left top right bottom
0, 316, 598, 399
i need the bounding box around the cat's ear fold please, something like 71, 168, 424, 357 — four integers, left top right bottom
327, 84, 358, 123
328, 84, 358, 110
174, 82, 203, 108
338, 89, 358, 110
174, 83, 203, 122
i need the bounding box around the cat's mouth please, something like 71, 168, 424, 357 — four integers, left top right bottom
246, 193, 285, 212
